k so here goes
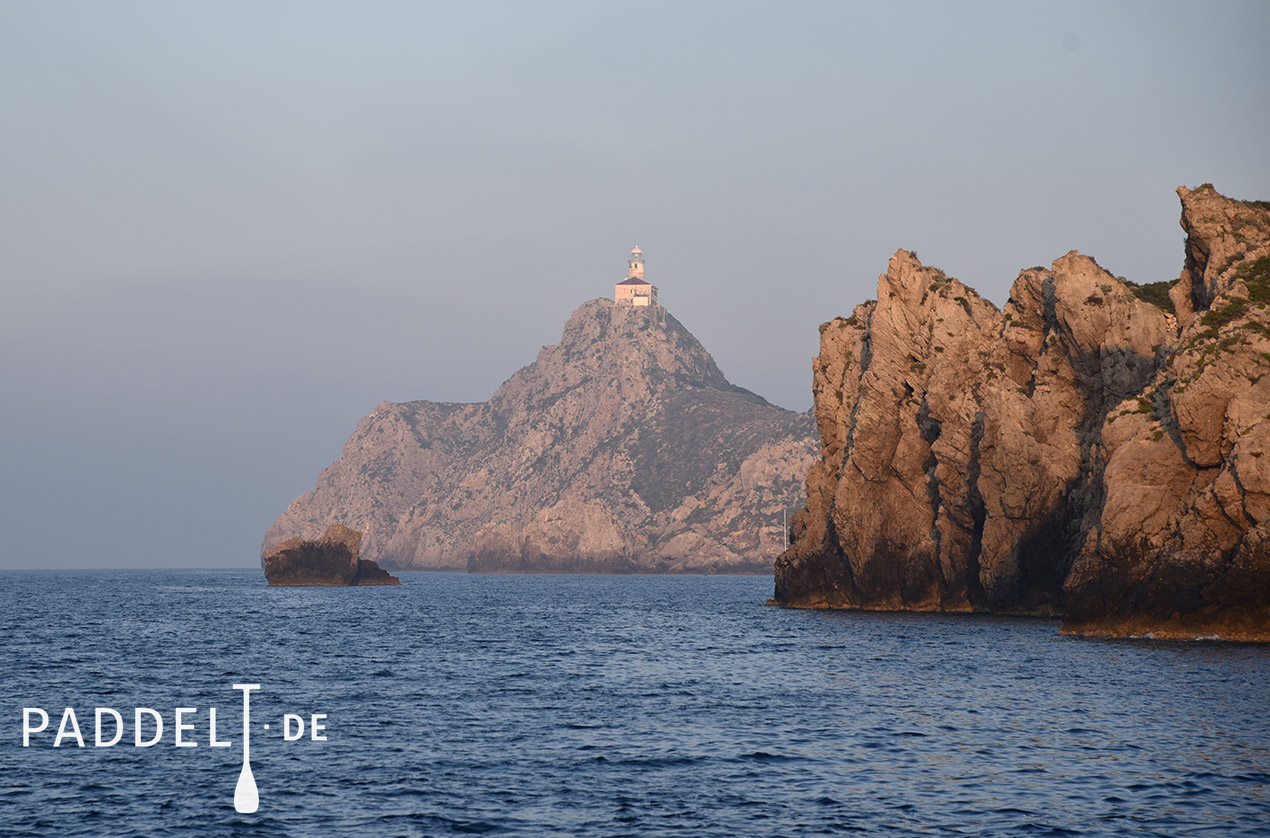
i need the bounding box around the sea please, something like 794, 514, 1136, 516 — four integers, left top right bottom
1, 570, 1267, 837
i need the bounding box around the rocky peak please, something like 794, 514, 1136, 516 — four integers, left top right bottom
264, 296, 816, 574
1174, 183, 1270, 325
489, 299, 745, 415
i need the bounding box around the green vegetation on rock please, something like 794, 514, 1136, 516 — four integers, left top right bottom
1239, 255, 1270, 302
1126, 279, 1178, 315
1201, 299, 1248, 330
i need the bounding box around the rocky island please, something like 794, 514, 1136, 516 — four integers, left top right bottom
264, 251, 816, 574
263, 524, 400, 586
774, 185, 1270, 641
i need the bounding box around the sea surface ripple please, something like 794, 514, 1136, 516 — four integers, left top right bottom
1, 571, 1267, 836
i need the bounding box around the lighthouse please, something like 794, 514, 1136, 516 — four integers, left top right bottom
627, 246, 644, 281
614, 246, 658, 307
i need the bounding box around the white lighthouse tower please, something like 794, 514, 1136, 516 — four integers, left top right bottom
628, 246, 645, 281
614, 246, 657, 307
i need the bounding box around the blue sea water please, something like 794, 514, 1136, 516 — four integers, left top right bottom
0, 571, 1267, 837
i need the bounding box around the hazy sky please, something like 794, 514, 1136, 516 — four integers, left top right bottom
2, 1, 1268, 568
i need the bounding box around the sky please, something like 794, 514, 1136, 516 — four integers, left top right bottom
1, 1, 1268, 569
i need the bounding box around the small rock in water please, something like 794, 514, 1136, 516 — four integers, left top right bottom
262, 525, 400, 586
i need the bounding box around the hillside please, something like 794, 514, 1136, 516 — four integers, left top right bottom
264, 299, 816, 573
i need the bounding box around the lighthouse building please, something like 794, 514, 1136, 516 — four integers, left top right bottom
614, 246, 658, 307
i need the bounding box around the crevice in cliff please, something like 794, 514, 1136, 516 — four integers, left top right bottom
842, 330, 872, 462
917, 399, 944, 547
858, 320, 874, 374
1023, 348, 1040, 398
824, 511, 862, 603
842, 400, 863, 471
1154, 377, 1200, 468
964, 411, 988, 609
1184, 225, 1212, 313
1004, 505, 1073, 615
1041, 276, 1058, 337
1227, 459, 1257, 527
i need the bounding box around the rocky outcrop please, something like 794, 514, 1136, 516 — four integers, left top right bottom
262, 525, 400, 586
774, 185, 1270, 641
264, 301, 815, 573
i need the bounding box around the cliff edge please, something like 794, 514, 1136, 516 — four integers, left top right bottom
773, 185, 1270, 641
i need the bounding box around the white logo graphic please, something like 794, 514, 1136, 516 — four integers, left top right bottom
21, 682, 328, 814
233, 683, 259, 814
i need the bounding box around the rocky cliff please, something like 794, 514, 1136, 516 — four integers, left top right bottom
264, 300, 816, 573
774, 185, 1270, 641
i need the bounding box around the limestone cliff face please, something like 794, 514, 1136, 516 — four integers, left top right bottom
264, 300, 816, 573
775, 185, 1270, 641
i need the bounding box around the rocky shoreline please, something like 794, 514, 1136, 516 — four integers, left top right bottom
773, 185, 1270, 641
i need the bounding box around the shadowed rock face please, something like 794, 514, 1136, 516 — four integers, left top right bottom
263, 301, 816, 574
262, 524, 400, 586
775, 185, 1270, 641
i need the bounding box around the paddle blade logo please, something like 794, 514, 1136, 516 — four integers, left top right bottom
232, 684, 260, 814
